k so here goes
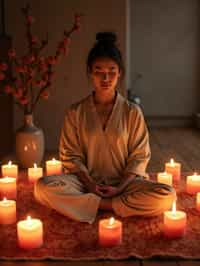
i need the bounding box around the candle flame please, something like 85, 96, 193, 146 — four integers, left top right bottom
170, 158, 174, 166
172, 201, 176, 214
34, 163, 37, 169
8, 161, 12, 167
3, 197, 7, 202
109, 217, 115, 226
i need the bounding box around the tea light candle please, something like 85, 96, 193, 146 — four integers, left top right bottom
0, 176, 17, 199
17, 216, 43, 249
165, 158, 181, 182
186, 173, 200, 194
196, 192, 200, 211
157, 172, 173, 186
28, 164, 43, 184
1, 161, 18, 179
99, 217, 122, 247
164, 201, 186, 238
0, 198, 16, 224
46, 158, 62, 175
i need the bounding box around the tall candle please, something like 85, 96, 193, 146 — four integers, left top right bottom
186, 173, 200, 194
99, 217, 122, 247
0, 198, 16, 224
196, 192, 200, 211
46, 158, 62, 175
165, 158, 181, 182
164, 201, 186, 238
28, 164, 43, 184
157, 172, 172, 186
0, 176, 17, 199
17, 216, 43, 249
1, 161, 18, 179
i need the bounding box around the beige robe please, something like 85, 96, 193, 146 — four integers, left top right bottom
34, 92, 175, 223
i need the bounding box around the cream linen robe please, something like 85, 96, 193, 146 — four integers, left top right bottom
34, 92, 175, 223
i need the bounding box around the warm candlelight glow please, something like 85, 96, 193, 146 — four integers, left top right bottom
1, 161, 18, 179
196, 193, 200, 211
186, 172, 200, 194
0, 176, 17, 199
172, 201, 176, 214
170, 158, 175, 166
28, 164, 43, 184
99, 217, 122, 247
46, 158, 62, 175
165, 159, 181, 182
17, 215, 43, 249
157, 172, 173, 186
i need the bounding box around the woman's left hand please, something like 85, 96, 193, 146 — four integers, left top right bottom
96, 185, 119, 198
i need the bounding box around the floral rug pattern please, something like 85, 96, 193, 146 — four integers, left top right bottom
1, 172, 200, 260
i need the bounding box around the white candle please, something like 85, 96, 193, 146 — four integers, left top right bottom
0, 176, 17, 199
186, 173, 200, 195
17, 216, 43, 249
1, 161, 18, 179
164, 201, 186, 238
0, 198, 16, 224
28, 164, 43, 184
157, 172, 173, 186
99, 217, 122, 247
165, 158, 181, 182
46, 158, 62, 175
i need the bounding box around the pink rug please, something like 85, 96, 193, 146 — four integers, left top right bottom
1, 172, 200, 260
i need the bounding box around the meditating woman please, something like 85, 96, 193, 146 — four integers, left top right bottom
34, 32, 176, 223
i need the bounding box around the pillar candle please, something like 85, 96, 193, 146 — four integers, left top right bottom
164, 201, 186, 238
165, 158, 181, 182
99, 217, 122, 247
196, 192, 200, 211
186, 173, 200, 195
46, 158, 62, 175
1, 161, 18, 179
157, 172, 173, 186
17, 216, 43, 249
28, 164, 43, 184
0, 198, 16, 224
0, 177, 17, 199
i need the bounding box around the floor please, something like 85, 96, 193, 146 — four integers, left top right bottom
2, 128, 200, 266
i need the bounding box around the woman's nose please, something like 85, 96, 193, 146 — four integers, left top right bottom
102, 73, 109, 81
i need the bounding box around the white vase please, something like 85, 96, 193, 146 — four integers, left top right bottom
15, 114, 45, 168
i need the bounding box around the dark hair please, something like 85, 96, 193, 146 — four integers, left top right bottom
86, 32, 125, 77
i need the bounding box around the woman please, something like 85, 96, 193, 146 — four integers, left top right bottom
34, 32, 176, 223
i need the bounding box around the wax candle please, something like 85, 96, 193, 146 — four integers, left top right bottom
1, 161, 18, 179
17, 216, 43, 249
157, 172, 173, 186
165, 158, 181, 182
99, 217, 122, 247
186, 173, 200, 194
196, 192, 200, 211
0, 176, 17, 199
46, 158, 62, 175
28, 163, 43, 184
0, 198, 16, 224
164, 201, 186, 238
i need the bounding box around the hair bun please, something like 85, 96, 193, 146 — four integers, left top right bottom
96, 32, 117, 43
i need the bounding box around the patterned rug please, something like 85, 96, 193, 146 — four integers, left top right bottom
1, 172, 200, 260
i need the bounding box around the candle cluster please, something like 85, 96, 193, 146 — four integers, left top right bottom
0, 158, 62, 249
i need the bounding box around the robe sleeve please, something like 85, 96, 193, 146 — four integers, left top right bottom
59, 107, 89, 175
123, 105, 151, 178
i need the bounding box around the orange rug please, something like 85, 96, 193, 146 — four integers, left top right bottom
1, 172, 200, 260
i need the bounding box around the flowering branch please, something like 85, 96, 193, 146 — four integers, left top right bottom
0, 4, 82, 115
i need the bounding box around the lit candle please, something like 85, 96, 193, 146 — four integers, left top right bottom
165, 158, 181, 182
0, 198, 16, 224
196, 193, 200, 211
99, 217, 122, 247
0, 176, 17, 199
46, 158, 62, 175
157, 172, 173, 186
164, 201, 186, 238
1, 161, 18, 179
17, 215, 43, 249
186, 173, 200, 194
28, 164, 43, 184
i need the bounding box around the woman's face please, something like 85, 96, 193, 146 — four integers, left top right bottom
89, 57, 121, 94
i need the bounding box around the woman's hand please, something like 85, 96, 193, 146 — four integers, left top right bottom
96, 185, 119, 198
